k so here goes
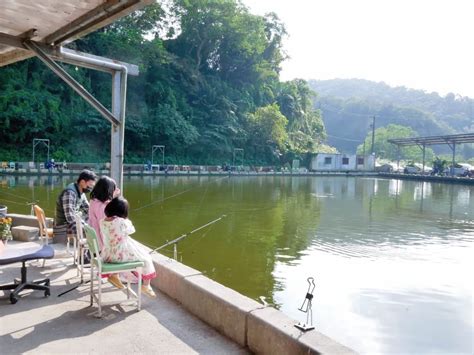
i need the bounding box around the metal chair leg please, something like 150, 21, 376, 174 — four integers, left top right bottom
138, 268, 142, 311
80, 246, 84, 283
72, 238, 77, 266
89, 263, 94, 306
98, 269, 102, 317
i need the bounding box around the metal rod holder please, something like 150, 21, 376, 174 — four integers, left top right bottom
295, 277, 316, 331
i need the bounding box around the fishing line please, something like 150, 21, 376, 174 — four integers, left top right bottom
181, 220, 218, 253
132, 175, 229, 213
0, 189, 31, 201
0, 198, 29, 206
227, 205, 274, 213
0, 190, 56, 214
149, 214, 227, 255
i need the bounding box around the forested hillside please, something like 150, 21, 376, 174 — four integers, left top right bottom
0, 1, 332, 166
309, 79, 474, 156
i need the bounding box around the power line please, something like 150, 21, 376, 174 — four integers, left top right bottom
325, 134, 363, 143
316, 102, 375, 119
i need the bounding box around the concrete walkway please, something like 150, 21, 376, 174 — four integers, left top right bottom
0, 244, 247, 354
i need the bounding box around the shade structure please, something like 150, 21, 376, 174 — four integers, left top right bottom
0, 0, 152, 191
0, 0, 152, 67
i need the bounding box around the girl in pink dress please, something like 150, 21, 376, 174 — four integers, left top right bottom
101, 197, 157, 298
89, 176, 123, 289
89, 176, 120, 250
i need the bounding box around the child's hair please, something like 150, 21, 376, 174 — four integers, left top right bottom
104, 196, 129, 218
90, 176, 116, 202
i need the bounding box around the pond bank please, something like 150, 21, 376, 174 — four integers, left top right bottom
379, 172, 474, 185
1, 216, 355, 354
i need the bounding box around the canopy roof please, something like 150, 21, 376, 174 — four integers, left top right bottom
0, 0, 151, 67
388, 133, 474, 146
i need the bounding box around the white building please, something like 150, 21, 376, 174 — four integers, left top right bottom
310, 153, 375, 172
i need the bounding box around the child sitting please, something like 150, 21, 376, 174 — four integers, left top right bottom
100, 197, 157, 298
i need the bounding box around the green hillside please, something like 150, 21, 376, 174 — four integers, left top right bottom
309, 79, 474, 156
0, 1, 330, 166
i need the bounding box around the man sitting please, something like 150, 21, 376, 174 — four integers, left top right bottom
54, 170, 97, 244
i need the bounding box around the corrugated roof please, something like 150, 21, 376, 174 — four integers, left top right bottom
388, 133, 474, 146
0, 0, 152, 67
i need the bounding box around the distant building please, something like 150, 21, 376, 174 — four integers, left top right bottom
310, 153, 375, 172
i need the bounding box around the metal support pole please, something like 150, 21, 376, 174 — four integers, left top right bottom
371, 116, 376, 155
451, 143, 456, 177
22, 41, 136, 192
152, 145, 165, 166
422, 144, 426, 174
397, 145, 400, 173
32, 138, 50, 165
23, 41, 119, 126
110, 70, 127, 192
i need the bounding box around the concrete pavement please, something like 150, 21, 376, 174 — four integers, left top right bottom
0, 246, 247, 354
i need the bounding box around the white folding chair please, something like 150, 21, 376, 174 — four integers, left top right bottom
66, 232, 77, 266
74, 213, 89, 282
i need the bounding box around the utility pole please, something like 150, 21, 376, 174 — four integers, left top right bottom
371, 116, 376, 155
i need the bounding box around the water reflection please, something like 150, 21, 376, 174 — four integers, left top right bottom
0, 175, 473, 353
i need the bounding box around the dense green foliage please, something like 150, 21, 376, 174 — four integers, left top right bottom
310, 79, 474, 158
0, 0, 329, 166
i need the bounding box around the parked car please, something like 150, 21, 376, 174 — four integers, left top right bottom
375, 163, 393, 173
444, 163, 474, 177
404, 165, 421, 174
404, 163, 432, 175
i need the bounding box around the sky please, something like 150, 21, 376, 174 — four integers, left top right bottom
242, 0, 474, 98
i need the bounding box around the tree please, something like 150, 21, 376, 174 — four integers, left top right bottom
277, 80, 326, 153
357, 124, 435, 162
0, 0, 328, 166
247, 103, 288, 151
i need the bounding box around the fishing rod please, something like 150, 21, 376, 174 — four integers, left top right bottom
26, 200, 39, 215
59, 215, 227, 296
57, 279, 90, 297
150, 214, 227, 259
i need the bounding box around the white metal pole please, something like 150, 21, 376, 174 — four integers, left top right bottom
110, 70, 127, 192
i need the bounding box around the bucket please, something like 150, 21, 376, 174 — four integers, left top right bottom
0, 205, 7, 217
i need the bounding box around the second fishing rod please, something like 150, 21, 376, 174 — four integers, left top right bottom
149, 214, 227, 260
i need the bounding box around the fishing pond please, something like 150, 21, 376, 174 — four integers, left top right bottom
1, 175, 472, 354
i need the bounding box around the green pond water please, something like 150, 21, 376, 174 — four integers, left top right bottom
1, 175, 473, 354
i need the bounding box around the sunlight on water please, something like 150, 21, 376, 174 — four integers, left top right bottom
1, 175, 472, 353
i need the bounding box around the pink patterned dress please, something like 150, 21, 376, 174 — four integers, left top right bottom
88, 199, 109, 250
100, 217, 156, 281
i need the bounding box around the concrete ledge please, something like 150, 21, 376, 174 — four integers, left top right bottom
248, 307, 355, 354
150, 253, 201, 301
150, 253, 354, 353
7, 213, 53, 228
248, 307, 306, 354
182, 274, 263, 346
300, 330, 356, 355
11, 225, 39, 241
